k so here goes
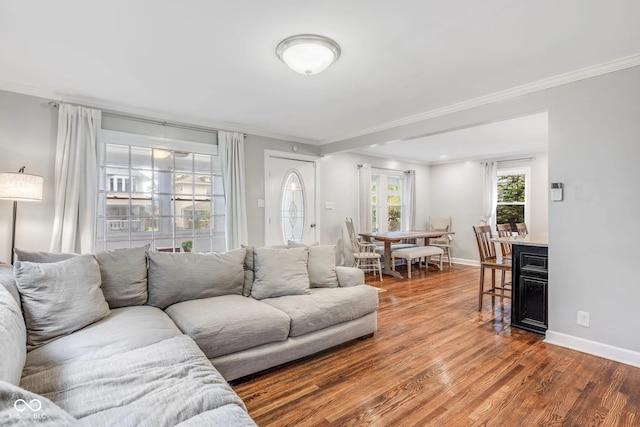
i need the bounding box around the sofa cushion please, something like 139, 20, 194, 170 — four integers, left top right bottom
175, 404, 257, 427
251, 247, 310, 299
0, 285, 26, 385
261, 285, 379, 337
165, 295, 291, 358
335, 266, 365, 287
14, 255, 111, 349
0, 380, 78, 426
94, 245, 149, 308
147, 249, 246, 309
23, 306, 181, 378
20, 335, 251, 427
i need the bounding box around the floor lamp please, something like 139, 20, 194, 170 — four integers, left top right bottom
0, 166, 44, 265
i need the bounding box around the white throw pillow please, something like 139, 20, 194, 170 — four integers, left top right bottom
14, 255, 110, 349
251, 247, 310, 299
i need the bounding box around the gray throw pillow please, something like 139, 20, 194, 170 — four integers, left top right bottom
308, 245, 339, 288
94, 245, 149, 308
0, 265, 20, 307
251, 247, 310, 299
14, 248, 76, 263
146, 249, 246, 309
14, 246, 150, 308
0, 285, 26, 385
241, 245, 255, 297
14, 255, 110, 349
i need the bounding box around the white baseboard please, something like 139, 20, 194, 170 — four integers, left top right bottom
451, 258, 479, 266
545, 330, 640, 368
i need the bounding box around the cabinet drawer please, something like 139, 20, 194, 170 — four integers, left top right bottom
521, 266, 548, 280
520, 253, 548, 270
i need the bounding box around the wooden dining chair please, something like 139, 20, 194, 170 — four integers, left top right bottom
428, 216, 453, 265
515, 222, 529, 236
473, 225, 511, 310
345, 218, 383, 281
496, 223, 513, 260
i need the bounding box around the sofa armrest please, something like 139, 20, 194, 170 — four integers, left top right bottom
335, 266, 364, 287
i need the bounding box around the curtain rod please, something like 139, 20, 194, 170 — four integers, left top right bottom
357, 164, 410, 173
480, 156, 535, 164
48, 101, 247, 137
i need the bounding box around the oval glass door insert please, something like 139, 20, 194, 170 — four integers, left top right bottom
281, 171, 305, 243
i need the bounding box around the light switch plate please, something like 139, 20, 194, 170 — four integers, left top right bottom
257, 198, 265, 208
324, 201, 333, 210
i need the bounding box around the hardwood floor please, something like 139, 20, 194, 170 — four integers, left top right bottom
233, 264, 640, 426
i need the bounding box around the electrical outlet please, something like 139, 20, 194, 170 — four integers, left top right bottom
577, 311, 590, 327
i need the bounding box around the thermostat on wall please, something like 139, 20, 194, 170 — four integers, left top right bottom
550, 182, 563, 201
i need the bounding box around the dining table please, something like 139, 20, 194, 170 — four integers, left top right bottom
359, 230, 455, 278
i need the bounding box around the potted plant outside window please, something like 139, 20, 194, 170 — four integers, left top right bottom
181, 240, 193, 253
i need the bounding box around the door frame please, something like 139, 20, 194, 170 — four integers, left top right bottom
264, 150, 321, 245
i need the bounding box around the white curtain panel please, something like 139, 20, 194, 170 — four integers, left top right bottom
357, 163, 372, 233
219, 131, 248, 250
480, 161, 498, 225
404, 170, 416, 231
50, 104, 101, 254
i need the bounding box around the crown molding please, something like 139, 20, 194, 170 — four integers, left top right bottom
0, 80, 318, 146
3, 53, 639, 147
320, 54, 640, 145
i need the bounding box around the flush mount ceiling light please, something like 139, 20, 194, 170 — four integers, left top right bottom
276, 34, 341, 76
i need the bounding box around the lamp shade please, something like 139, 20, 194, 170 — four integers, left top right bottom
0, 172, 44, 201
276, 34, 341, 75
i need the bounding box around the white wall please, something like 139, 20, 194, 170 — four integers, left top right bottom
428, 160, 484, 262
546, 68, 640, 357
0, 91, 57, 263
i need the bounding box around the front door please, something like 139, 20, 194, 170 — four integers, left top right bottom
265, 154, 317, 246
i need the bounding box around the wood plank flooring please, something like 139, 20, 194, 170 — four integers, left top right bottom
233, 264, 640, 426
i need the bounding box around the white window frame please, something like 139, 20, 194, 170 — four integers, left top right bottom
371, 170, 407, 233
96, 130, 224, 253
495, 166, 530, 231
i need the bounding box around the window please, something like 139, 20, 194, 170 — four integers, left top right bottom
496, 168, 529, 230
96, 133, 225, 253
371, 172, 406, 232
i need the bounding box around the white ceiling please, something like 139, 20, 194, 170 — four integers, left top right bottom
0, 1, 639, 146
356, 112, 549, 164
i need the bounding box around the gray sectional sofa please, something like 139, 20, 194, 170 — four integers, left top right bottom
0, 244, 378, 426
